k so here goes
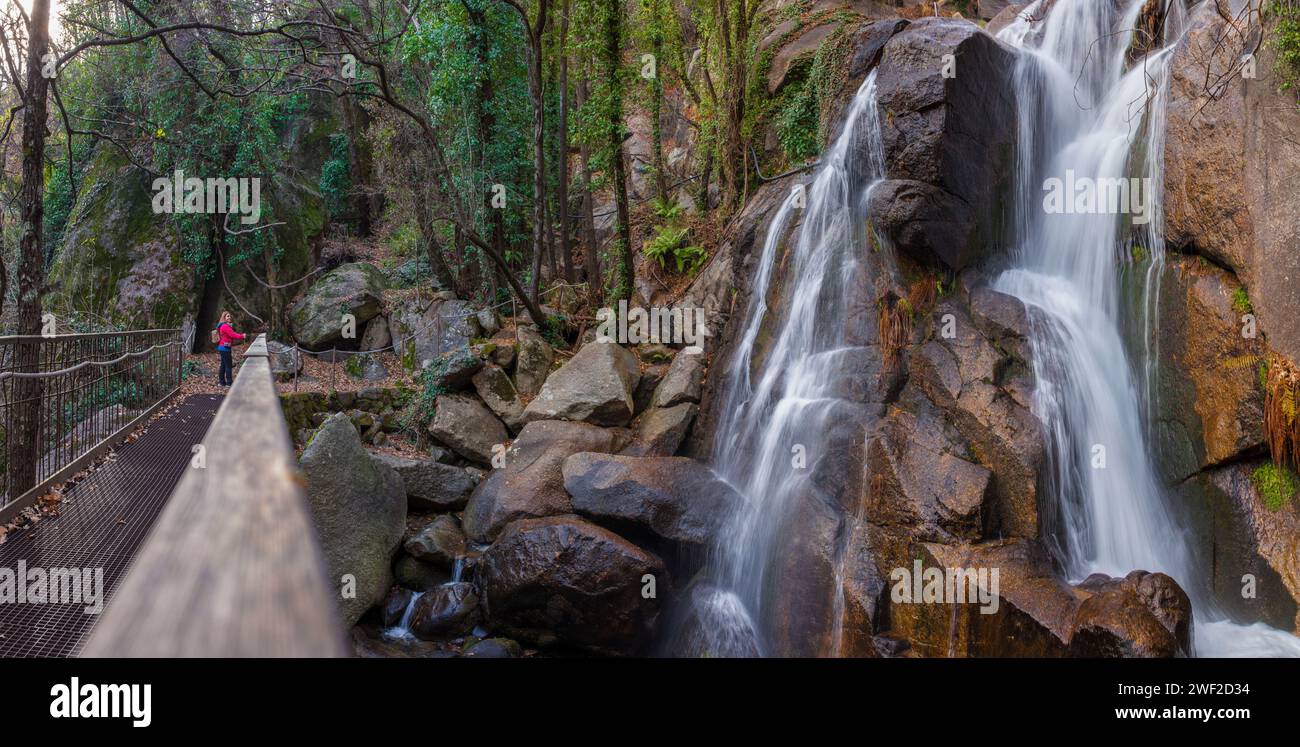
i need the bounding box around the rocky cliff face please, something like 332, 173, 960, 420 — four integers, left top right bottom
46, 92, 345, 336
1157, 0, 1300, 631
677, 6, 1300, 656
1165, 3, 1300, 363
680, 14, 1205, 658
46, 147, 192, 328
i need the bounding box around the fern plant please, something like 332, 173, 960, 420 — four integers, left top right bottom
643, 201, 707, 275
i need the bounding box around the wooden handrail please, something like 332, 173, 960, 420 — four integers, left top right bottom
82, 334, 347, 657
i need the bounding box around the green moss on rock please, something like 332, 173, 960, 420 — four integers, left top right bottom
1252, 463, 1299, 510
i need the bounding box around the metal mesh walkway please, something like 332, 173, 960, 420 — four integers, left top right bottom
0, 394, 221, 657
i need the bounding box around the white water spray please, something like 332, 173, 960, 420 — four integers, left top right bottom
681, 72, 887, 656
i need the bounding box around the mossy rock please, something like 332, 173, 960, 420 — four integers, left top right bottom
47, 146, 194, 328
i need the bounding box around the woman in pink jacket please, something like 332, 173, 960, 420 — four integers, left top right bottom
215, 311, 246, 387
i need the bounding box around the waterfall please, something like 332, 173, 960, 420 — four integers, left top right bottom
678, 72, 887, 657
383, 591, 425, 641
994, 0, 1300, 657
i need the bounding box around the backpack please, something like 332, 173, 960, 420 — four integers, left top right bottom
210, 325, 222, 344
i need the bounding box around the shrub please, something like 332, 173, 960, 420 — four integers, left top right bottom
642, 203, 706, 275
1271, 1, 1300, 91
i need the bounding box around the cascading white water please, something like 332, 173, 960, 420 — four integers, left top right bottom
383, 591, 425, 641
994, 0, 1300, 657
680, 72, 887, 657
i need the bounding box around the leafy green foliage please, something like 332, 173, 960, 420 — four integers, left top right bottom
404, 360, 451, 431
776, 82, 821, 163
1233, 286, 1254, 315
644, 225, 688, 265
1271, 1, 1300, 91
1252, 462, 1299, 510
393, 256, 432, 288
541, 313, 568, 348
320, 133, 352, 221
404, 0, 532, 275
42, 138, 92, 260
643, 198, 706, 275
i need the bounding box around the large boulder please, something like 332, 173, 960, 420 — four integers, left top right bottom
369, 451, 476, 511
299, 413, 406, 627
472, 364, 527, 434
462, 420, 626, 543
290, 263, 387, 349
360, 315, 391, 351
479, 515, 667, 654
513, 325, 555, 398
893, 541, 1196, 658
394, 555, 448, 591
523, 342, 641, 426
1176, 461, 1300, 632
986, 3, 1028, 36
890, 540, 1079, 657
427, 393, 508, 465
767, 23, 839, 94
404, 514, 469, 569
1068, 571, 1194, 658
389, 295, 484, 371
1164, 2, 1300, 361
866, 18, 1018, 270
562, 453, 740, 553
653, 349, 705, 408
622, 402, 699, 457
46, 147, 195, 329
408, 582, 480, 640
423, 348, 484, 392
343, 352, 389, 381
1149, 255, 1266, 483
266, 341, 303, 379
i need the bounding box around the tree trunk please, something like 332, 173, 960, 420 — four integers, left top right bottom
9, 0, 53, 498
715, 0, 749, 212
557, 0, 575, 283
463, 231, 547, 326
525, 2, 550, 306
604, 0, 633, 302
577, 76, 601, 297
650, 0, 669, 202
418, 202, 459, 294
696, 142, 713, 212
